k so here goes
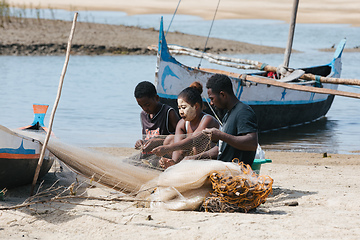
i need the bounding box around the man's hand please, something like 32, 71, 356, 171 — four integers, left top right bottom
142, 138, 164, 152
202, 128, 222, 142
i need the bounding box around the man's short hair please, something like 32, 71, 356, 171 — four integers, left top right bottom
134, 81, 157, 98
206, 74, 234, 95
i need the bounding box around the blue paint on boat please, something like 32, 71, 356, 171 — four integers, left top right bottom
0, 140, 36, 154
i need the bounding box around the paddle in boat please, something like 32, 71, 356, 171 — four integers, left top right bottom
0, 104, 54, 189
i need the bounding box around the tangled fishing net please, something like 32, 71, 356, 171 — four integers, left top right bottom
17, 129, 273, 212
202, 161, 273, 213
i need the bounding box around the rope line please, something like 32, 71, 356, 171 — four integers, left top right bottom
203, 94, 223, 126
165, 0, 182, 37
315, 75, 322, 88
198, 0, 221, 69
260, 63, 268, 71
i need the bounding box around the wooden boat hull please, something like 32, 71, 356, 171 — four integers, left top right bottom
160, 94, 335, 131
0, 125, 53, 189
0, 157, 53, 189
155, 19, 345, 131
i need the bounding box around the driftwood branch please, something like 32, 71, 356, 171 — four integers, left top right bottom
0, 195, 152, 211
1, 174, 158, 211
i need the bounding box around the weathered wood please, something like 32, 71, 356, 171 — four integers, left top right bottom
302, 74, 360, 86
171, 49, 258, 70
277, 69, 305, 82
200, 67, 360, 99
169, 44, 262, 66
149, 44, 261, 68
149, 44, 360, 87
259, 64, 360, 86
283, 0, 299, 68
30, 12, 78, 196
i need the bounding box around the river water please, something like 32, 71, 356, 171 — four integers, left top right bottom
1, 10, 359, 154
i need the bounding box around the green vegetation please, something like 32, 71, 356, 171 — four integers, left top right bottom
0, 0, 11, 26
0, 0, 52, 27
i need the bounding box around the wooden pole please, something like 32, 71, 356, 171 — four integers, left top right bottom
283, 0, 299, 68
149, 44, 262, 67
259, 64, 360, 86
302, 73, 360, 85
149, 45, 360, 86
30, 12, 78, 196
200, 67, 360, 99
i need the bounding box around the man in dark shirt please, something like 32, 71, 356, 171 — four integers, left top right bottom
187, 74, 258, 166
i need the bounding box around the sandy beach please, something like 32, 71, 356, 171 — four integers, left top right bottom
0, 18, 286, 56
1, 1, 360, 239
1, 148, 360, 239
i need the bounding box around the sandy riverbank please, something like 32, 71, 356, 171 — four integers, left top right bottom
2, 0, 360, 56
1, 16, 358, 56
1, 147, 360, 239
0, 17, 286, 56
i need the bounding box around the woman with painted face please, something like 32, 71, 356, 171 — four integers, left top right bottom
152, 81, 220, 168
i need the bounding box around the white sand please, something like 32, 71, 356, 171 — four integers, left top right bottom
1, 150, 360, 239
9, 0, 360, 26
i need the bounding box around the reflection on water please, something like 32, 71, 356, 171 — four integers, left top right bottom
259, 118, 339, 153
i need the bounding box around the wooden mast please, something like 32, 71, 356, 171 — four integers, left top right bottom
283, 0, 300, 68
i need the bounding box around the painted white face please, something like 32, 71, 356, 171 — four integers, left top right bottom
178, 98, 197, 121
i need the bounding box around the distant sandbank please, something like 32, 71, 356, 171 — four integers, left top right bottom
9, 0, 360, 26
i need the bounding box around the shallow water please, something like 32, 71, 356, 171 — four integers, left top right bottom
1, 10, 360, 154
12, 8, 360, 51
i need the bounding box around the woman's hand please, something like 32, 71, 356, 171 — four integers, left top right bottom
159, 157, 176, 169
135, 139, 144, 150
142, 138, 164, 152
151, 145, 169, 156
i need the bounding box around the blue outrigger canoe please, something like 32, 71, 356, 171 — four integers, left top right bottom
0, 104, 54, 189
154, 18, 346, 132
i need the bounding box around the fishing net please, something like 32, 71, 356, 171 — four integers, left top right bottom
15, 128, 273, 212
135, 131, 216, 169
202, 161, 273, 213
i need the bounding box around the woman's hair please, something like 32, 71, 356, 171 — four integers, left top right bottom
178, 81, 203, 107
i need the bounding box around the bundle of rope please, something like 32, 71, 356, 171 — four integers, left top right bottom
202, 161, 273, 213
